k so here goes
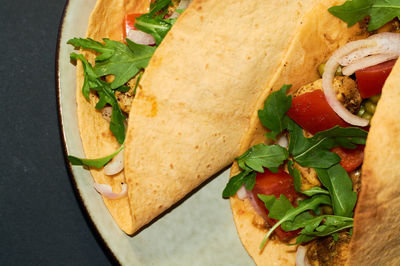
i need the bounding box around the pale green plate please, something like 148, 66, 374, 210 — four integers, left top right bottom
56, 0, 254, 265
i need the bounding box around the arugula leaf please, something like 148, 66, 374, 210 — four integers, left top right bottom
222, 171, 256, 198
329, 0, 400, 31
302, 187, 330, 197
68, 38, 155, 89
70, 53, 126, 144
328, 0, 372, 28
315, 164, 357, 217
134, 0, 176, 45
258, 85, 292, 140
68, 144, 124, 168
236, 144, 289, 173
133, 71, 143, 95
259, 194, 332, 249
258, 194, 294, 220
295, 216, 353, 244
287, 160, 302, 192
288, 119, 367, 168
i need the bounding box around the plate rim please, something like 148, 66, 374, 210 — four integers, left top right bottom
55, 0, 120, 264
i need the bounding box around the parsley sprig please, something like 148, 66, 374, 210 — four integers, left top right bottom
329, 0, 400, 31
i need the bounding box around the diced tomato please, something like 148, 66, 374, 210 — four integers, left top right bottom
331, 145, 364, 172
123, 14, 143, 40
355, 59, 396, 98
287, 90, 348, 134
252, 169, 299, 241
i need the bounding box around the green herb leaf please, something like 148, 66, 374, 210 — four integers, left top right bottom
258, 194, 294, 220
329, 0, 400, 31
134, 0, 176, 45
68, 144, 124, 168
287, 160, 302, 192
295, 215, 353, 244
68, 38, 155, 89
288, 121, 367, 168
315, 164, 357, 217
259, 194, 331, 249
222, 171, 256, 198
70, 53, 126, 144
258, 85, 292, 140
302, 187, 330, 197
236, 144, 289, 173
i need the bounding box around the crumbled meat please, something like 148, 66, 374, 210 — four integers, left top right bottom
293, 77, 362, 114
306, 232, 351, 266
349, 169, 361, 193
115, 73, 142, 114
294, 162, 321, 191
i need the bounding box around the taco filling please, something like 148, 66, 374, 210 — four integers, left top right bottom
223, 11, 399, 266
67, 0, 193, 189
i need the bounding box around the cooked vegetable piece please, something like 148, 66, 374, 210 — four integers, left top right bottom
252, 169, 299, 241
331, 145, 364, 172
288, 90, 348, 134
355, 59, 396, 98
123, 13, 143, 40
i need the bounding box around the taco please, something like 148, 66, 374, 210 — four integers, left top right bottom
224, 1, 400, 265
68, 0, 318, 234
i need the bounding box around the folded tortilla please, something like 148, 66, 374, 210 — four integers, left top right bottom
228, 1, 400, 265
123, 0, 319, 233
77, 0, 319, 235
76, 0, 150, 234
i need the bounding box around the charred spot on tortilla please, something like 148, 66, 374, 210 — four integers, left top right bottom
135, 94, 158, 117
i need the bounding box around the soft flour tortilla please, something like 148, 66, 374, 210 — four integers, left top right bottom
348, 59, 400, 265
229, 1, 400, 265
124, 0, 317, 233
76, 0, 150, 234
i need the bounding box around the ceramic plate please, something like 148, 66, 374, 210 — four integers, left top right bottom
56, 0, 253, 264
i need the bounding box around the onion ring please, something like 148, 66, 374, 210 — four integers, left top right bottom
296, 245, 311, 266
127, 29, 156, 46
342, 53, 399, 76
322, 32, 400, 126
104, 149, 124, 175
93, 183, 127, 199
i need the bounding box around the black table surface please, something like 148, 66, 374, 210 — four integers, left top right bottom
1, 0, 114, 265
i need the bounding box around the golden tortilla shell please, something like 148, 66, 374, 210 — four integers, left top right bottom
227, 0, 400, 265
76, 0, 150, 234
124, 0, 318, 233
347, 59, 400, 265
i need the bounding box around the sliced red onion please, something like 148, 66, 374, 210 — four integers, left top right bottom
296, 246, 311, 266
101, 106, 112, 122
127, 29, 156, 46
177, 0, 192, 9
322, 57, 368, 126
342, 53, 398, 75
337, 33, 400, 66
236, 185, 248, 200
247, 190, 268, 221
276, 134, 288, 148
321, 33, 400, 126
170, 0, 193, 18
104, 149, 124, 176
93, 183, 127, 199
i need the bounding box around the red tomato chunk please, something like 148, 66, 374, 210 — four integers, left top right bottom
355, 59, 396, 98
331, 145, 364, 172
252, 169, 299, 241
287, 90, 348, 134
123, 14, 143, 40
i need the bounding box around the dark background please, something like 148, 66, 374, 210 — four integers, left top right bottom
1, 1, 114, 265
